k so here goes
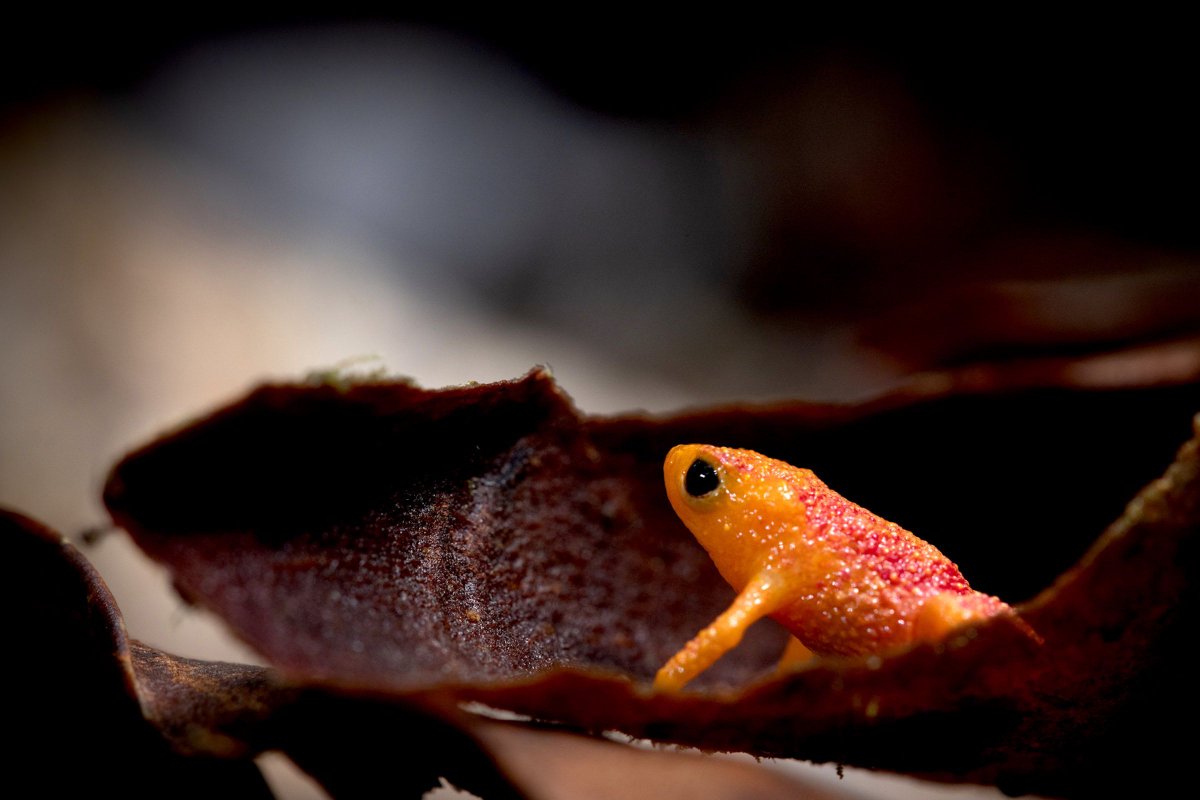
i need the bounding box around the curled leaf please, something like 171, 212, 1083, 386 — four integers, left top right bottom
103, 368, 1200, 796
103, 372, 784, 689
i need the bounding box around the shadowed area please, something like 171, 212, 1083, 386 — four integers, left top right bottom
2, 509, 274, 797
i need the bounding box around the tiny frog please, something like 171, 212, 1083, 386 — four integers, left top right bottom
655, 444, 1039, 691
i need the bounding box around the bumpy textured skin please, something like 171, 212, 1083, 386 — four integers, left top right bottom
655, 445, 1035, 690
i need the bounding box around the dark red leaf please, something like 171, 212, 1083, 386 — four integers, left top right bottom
103, 367, 1200, 796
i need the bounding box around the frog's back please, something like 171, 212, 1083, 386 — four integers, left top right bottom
770, 476, 991, 655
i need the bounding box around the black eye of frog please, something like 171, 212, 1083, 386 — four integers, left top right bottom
684, 458, 721, 497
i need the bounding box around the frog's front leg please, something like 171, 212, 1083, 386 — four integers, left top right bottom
654, 571, 793, 691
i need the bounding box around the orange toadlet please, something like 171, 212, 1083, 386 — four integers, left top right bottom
655, 444, 1040, 691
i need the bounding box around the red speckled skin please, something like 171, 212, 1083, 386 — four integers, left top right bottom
655, 444, 1028, 690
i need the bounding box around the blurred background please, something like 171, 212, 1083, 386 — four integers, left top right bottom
3, 11, 1198, 798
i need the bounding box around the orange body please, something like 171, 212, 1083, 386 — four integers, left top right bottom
654, 444, 1036, 691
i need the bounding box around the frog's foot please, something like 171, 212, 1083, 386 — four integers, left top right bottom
773, 635, 815, 677
654, 572, 792, 692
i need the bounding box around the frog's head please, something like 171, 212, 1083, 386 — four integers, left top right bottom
663, 444, 815, 589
